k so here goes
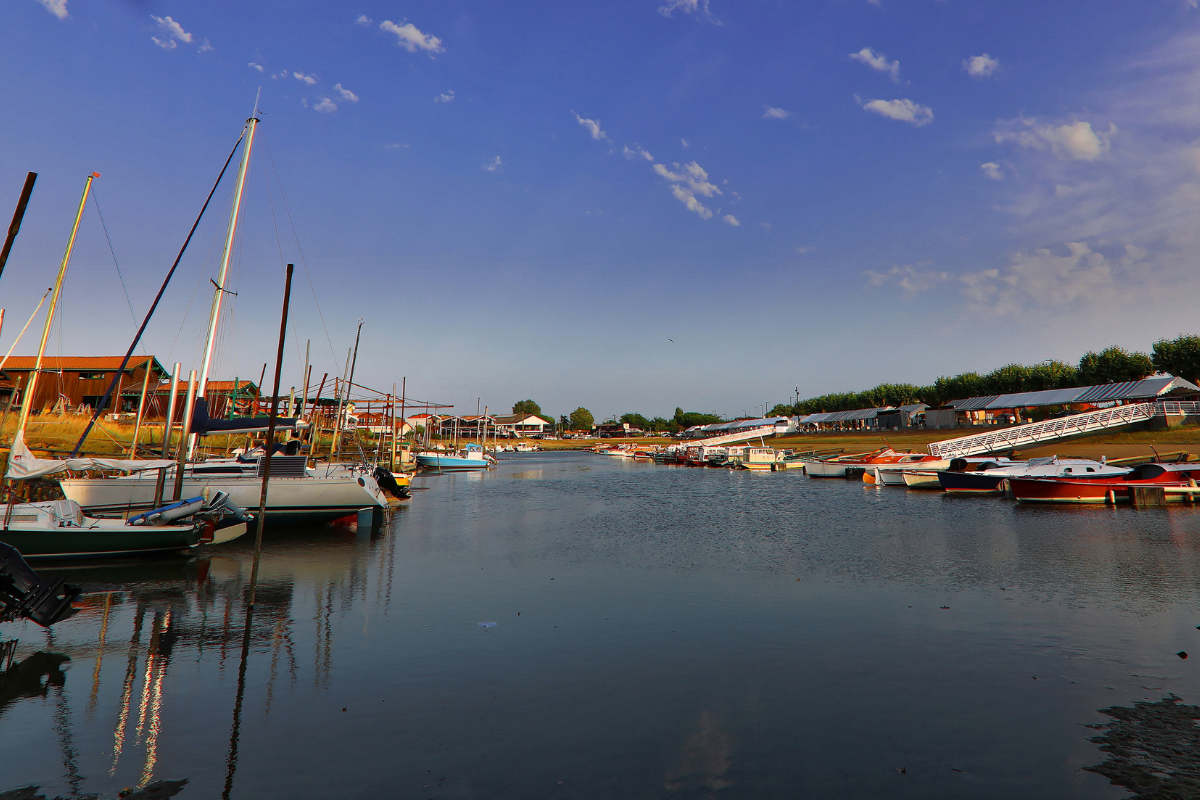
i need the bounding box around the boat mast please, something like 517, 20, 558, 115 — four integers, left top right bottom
190, 112, 259, 458
16, 172, 98, 436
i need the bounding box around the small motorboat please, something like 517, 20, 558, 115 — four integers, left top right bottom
0, 495, 248, 559
937, 456, 1128, 494
1010, 462, 1200, 504
415, 443, 495, 471
806, 449, 937, 479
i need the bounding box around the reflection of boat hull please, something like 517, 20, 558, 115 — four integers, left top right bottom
415, 454, 489, 471
60, 475, 385, 522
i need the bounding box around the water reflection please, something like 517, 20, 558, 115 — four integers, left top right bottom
2, 454, 1199, 798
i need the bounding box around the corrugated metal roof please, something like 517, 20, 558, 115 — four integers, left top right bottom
1075, 376, 1199, 402
898, 403, 928, 412
984, 387, 1086, 409
803, 412, 834, 423
948, 395, 998, 411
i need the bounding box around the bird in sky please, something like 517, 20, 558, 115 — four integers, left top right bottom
667, 339, 674, 343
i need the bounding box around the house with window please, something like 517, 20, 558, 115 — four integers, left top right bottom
493, 413, 551, 438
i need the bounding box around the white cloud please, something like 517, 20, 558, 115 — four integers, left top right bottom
964, 54, 1000, 78
623, 145, 654, 161
294, 71, 317, 85
862, 98, 933, 127
654, 160, 723, 220
313, 98, 337, 113
762, 106, 789, 120
38, 0, 68, 20
995, 117, 1111, 161
151, 16, 193, 46
865, 264, 950, 294
379, 20, 444, 54
658, 0, 718, 22
722, 214, 740, 226
435, 90, 455, 103
152, 38, 177, 50
249, 62, 264, 72
356, 14, 373, 26
573, 111, 608, 141
198, 38, 213, 53
795, 246, 813, 254
483, 156, 502, 172
681, 138, 690, 148
960, 243, 1114, 315
334, 83, 359, 102
981, 162, 1004, 180
850, 47, 899, 81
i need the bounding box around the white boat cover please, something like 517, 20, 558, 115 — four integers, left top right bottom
5, 431, 177, 480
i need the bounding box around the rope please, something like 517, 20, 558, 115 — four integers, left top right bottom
260, 137, 341, 372
70, 132, 246, 457
0, 287, 52, 373
90, 191, 140, 333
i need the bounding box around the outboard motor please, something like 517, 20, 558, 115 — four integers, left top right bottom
205, 490, 253, 523
373, 466, 410, 499
0, 542, 79, 627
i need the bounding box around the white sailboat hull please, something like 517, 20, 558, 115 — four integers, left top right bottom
60, 473, 386, 522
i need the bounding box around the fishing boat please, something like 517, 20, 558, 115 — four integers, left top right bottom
0, 497, 246, 559
415, 443, 494, 471
1010, 462, 1200, 504
937, 456, 1128, 494
739, 448, 781, 471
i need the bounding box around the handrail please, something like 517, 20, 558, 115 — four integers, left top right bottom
928, 402, 1156, 458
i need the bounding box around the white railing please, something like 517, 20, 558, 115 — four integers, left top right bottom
685, 425, 778, 447
928, 402, 1156, 458
1154, 400, 1200, 416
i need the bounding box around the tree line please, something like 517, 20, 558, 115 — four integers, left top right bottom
511, 400, 722, 433
769, 335, 1200, 416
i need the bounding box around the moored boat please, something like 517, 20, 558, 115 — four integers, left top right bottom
1011, 462, 1200, 504
937, 456, 1128, 494
415, 443, 494, 471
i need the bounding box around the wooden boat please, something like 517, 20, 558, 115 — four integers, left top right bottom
1010, 462, 1200, 504
0, 498, 246, 559
806, 449, 934, 479
937, 456, 1128, 494
415, 443, 494, 471
901, 470, 942, 489
870, 457, 1016, 486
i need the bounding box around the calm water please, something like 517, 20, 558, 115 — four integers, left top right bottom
3, 452, 1200, 798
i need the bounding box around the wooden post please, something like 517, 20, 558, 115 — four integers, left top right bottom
127, 364, 152, 457
391, 383, 398, 471
248, 264, 293, 607
172, 371, 198, 501
154, 362, 181, 507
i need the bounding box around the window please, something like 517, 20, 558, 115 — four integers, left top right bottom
1063, 467, 1073, 474
1086, 467, 1095, 473
79, 372, 107, 380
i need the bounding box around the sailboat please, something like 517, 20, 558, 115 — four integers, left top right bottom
46, 112, 390, 523
0, 175, 245, 557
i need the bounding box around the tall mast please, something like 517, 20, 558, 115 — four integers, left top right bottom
190, 112, 258, 457
16, 172, 98, 435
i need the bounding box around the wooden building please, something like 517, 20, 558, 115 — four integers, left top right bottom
0, 356, 259, 421
0, 355, 170, 417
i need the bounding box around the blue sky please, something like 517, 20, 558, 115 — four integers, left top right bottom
3, 0, 1200, 420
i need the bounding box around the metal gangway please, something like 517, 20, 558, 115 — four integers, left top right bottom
927, 402, 1157, 459
683, 424, 779, 448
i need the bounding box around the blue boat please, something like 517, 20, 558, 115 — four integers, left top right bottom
415, 443, 493, 471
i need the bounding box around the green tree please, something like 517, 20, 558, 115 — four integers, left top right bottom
769, 403, 794, 417
649, 416, 675, 433
512, 399, 542, 415
569, 407, 594, 431
1078, 346, 1155, 385
1152, 334, 1200, 383
620, 412, 651, 430
673, 408, 723, 429
559, 415, 570, 431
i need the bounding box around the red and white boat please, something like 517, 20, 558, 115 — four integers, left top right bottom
1010, 462, 1200, 504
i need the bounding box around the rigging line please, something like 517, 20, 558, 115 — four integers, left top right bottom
260, 136, 341, 371
258, 147, 305, 372
0, 287, 52, 373
90, 190, 141, 336
70, 131, 246, 457
167, 171, 238, 365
